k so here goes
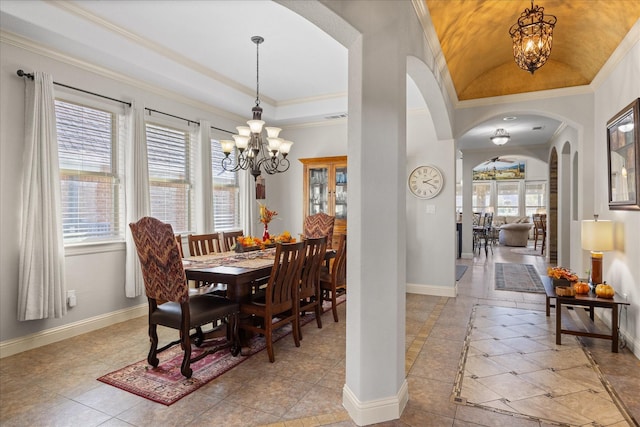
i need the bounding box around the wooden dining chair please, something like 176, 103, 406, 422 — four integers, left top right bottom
175, 234, 184, 258
221, 230, 244, 252
240, 241, 305, 362
129, 217, 240, 378
320, 234, 346, 322
188, 233, 225, 256
533, 214, 547, 255
297, 236, 327, 340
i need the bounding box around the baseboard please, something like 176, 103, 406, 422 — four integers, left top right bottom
0, 304, 147, 359
342, 380, 409, 425
461, 252, 474, 259
406, 282, 457, 297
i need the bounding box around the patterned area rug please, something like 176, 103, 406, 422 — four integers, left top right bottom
453, 305, 636, 426
494, 263, 544, 293
98, 295, 345, 405
511, 247, 543, 256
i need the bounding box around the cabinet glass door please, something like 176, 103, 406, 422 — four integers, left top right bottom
334, 166, 347, 220
308, 167, 329, 215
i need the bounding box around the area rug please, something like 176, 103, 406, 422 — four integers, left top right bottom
494, 263, 544, 293
455, 265, 468, 281
452, 305, 636, 426
98, 295, 345, 405
510, 247, 543, 256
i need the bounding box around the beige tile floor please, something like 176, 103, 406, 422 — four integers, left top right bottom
1, 244, 638, 426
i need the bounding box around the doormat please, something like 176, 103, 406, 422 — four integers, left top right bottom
494, 263, 544, 293
453, 304, 636, 426
98, 295, 345, 406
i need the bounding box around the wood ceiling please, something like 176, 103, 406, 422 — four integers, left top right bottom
424, 0, 640, 101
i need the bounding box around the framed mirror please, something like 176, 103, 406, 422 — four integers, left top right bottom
607, 98, 640, 210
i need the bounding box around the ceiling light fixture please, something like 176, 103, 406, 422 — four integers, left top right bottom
509, 1, 557, 74
220, 36, 292, 180
490, 128, 511, 146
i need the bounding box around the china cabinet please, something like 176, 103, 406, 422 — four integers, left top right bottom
300, 156, 347, 248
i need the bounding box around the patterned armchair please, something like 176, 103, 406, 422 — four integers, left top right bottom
129, 217, 240, 378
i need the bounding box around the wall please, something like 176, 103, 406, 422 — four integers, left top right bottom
593, 39, 640, 355
0, 40, 243, 350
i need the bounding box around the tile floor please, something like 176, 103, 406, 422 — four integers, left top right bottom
1, 244, 638, 426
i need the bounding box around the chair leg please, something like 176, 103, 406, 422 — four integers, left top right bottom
179, 326, 193, 378
315, 299, 323, 329
266, 324, 275, 363
292, 309, 301, 348
332, 291, 339, 322
147, 323, 159, 367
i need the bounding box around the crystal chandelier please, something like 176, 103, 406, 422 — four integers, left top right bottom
509, 1, 557, 74
490, 128, 511, 146
220, 36, 292, 180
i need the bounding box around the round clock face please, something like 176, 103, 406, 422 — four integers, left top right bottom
408, 165, 444, 199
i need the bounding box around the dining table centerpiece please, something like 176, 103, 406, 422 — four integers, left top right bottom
259, 203, 278, 241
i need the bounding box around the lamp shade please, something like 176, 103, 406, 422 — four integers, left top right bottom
581, 220, 614, 251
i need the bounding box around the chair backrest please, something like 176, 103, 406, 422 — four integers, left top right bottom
188, 233, 224, 256
533, 214, 547, 232
264, 241, 305, 313
175, 234, 184, 258
299, 236, 327, 300
129, 217, 189, 303
221, 230, 244, 252
331, 234, 347, 288
303, 213, 335, 247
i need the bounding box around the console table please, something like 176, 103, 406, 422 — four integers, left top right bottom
542, 276, 629, 352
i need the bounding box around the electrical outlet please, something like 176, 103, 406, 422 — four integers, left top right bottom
67, 290, 77, 307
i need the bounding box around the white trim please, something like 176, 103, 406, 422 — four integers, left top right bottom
0, 304, 146, 359
342, 380, 409, 426
406, 282, 457, 297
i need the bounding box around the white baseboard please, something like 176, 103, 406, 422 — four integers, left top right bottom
406, 282, 457, 297
342, 380, 409, 426
461, 252, 474, 259
0, 304, 147, 359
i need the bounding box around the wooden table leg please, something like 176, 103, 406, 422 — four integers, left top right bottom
546, 295, 550, 317
612, 305, 619, 353
556, 299, 562, 345
589, 306, 594, 321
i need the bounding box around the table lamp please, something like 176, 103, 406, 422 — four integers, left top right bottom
581, 215, 614, 286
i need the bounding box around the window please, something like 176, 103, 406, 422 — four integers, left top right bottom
472, 182, 492, 213
146, 123, 193, 233
496, 181, 520, 216
55, 100, 122, 243
525, 181, 546, 216
211, 140, 240, 230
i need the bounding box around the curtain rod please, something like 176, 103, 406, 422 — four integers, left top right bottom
211, 125, 234, 135
16, 69, 132, 107
144, 108, 199, 126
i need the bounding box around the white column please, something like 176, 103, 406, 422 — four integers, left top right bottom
343, 28, 408, 425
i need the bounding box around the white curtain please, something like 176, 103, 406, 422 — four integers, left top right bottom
195, 120, 213, 233
18, 72, 67, 321
124, 102, 150, 297
240, 169, 257, 236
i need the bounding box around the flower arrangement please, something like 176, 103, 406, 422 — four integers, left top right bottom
259, 203, 278, 225
547, 266, 578, 282
235, 231, 296, 252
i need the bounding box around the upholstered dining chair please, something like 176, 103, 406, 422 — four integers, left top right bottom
188, 233, 225, 256
320, 234, 346, 322
240, 241, 305, 362
221, 230, 244, 252
297, 236, 327, 340
129, 217, 240, 378
303, 212, 335, 248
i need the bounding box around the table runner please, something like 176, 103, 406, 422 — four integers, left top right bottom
182, 247, 276, 270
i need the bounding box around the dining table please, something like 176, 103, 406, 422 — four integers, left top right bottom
183, 245, 336, 350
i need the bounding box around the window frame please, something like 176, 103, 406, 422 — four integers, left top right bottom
211, 138, 241, 231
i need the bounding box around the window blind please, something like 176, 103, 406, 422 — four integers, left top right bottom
211, 140, 240, 230
55, 100, 122, 242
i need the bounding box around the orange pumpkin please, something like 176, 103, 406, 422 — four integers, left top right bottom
595, 283, 615, 298
573, 282, 590, 295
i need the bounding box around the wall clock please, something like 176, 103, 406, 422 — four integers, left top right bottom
408, 165, 444, 199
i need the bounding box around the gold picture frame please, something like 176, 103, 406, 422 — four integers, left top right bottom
607, 98, 640, 210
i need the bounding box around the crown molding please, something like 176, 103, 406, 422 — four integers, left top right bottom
1, 30, 246, 124
276, 91, 347, 107
455, 84, 594, 109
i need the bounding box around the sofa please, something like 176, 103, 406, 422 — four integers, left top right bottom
495, 216, 532, 247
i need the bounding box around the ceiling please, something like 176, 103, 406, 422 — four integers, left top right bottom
1, 1, 638, 154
